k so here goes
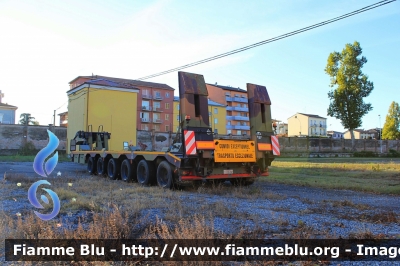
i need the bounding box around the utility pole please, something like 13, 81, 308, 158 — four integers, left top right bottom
53, 110, 56, 126
379, 114, 382, 153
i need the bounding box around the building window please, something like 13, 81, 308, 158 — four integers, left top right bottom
166, 92, 170, 98
243, 103, 247, 108
214, 118, 218, 124
142, 100, 150, 110
209, 111, 211, 116
214, 108, 218, 114
155, 91, 161, 98
165, 125, 170, 132
177, 115, 180, 121
165, 114, 169, 120
228, 121, 231, 125
153, 125, 160, 131
177, 104, 180, 110
214, 129, 218, 134
165, 103, 170, 109
153, 102, 160, 110
153, 113, 160, 121
227, 130, 231, 134
237, 103, 241, 107
237, 130, 241, 135
141, 124, 149, 130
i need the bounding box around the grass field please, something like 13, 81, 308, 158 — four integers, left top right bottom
1, 157, 399, 265
267, 157, 400, 194
0, 154, 70, 162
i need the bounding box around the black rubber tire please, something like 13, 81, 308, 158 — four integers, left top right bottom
230, 178, 255, 186
97, 157, 106, 176
87, 156, 97, 175
121, 159, 137, 182
107, 158, 120, 180
157, 161, 173, 189
137, 159, 155, 186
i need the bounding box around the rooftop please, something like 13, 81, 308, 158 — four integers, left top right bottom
0, 102, 18, 109
70, 75, 174, 91
206, 83, 247, 93
297, 113, 326, 119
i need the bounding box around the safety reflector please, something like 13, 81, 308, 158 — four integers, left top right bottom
184, 130, 197, 155
196, 141, 215, 150
257, 143, 272, 151
271, 135, 280, 155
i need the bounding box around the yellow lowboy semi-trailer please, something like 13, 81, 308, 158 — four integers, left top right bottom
69, 71, 279, 188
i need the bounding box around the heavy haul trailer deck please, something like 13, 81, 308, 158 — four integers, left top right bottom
69, 71, 279, 188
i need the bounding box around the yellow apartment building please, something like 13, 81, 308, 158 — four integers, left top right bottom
288, 113, 327, 137
173, 96, 226, 134
67, 78, 139, 152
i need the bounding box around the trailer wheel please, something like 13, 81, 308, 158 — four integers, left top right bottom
121, 159, 137, 182
97, 157, 106, 176
157, 161, 173, 189
230, 178, 255, 186
107, 158, 120, 180
87, 157, 97, 175
137, 160, 155, 186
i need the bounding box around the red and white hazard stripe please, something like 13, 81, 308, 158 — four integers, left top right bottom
271, 136, 280, 156
184, 130, 197, 155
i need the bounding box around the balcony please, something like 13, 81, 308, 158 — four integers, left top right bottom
153, 95, 163, 100
141, 118, 151, 123
226, 96, 248, 103
153, 119, 163, 123
226, 116, 249, 121
142, 106, 152, 111
226, 125, 250, 130
226, 106, 249, 112
142, 94, 152, 99
153, 107, 163, 112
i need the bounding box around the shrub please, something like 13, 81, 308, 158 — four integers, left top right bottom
18, 141, 37, 156
353, 151, 377, 157
388, 149, 400, 158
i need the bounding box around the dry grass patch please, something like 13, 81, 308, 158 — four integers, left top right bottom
268, 159, 400, 194
329, 200, 371, 211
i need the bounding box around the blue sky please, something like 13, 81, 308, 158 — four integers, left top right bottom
0, 0, 398, 132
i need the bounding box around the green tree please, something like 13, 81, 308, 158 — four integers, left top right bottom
325, 41, 374, 150
382, 101, 400, 140
19, 113, 38, 125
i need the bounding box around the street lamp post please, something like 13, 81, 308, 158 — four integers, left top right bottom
378, 114, 382, 153
295, 115, 301, 137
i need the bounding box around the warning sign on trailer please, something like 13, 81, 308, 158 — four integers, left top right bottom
214, 140, 256, 163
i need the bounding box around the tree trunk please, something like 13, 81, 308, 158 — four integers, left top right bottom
350, 129, 356, 151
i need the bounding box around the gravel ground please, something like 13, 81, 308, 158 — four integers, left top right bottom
1, 162, 400, 265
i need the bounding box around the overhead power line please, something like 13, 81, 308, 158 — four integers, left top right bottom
136, 0, 396, 81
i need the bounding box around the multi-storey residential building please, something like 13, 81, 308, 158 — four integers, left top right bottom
273, 119, 288, 136
288, 113, 327, 137
343, 129, 379, 139
0, 90, 17, 124
206, 83, 249, 135
69, 75, 174, 133
58, 111, 68, 127
173, 96, 226, 134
